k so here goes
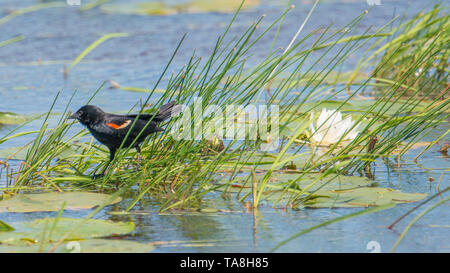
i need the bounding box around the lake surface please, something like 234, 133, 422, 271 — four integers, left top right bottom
0, 0, 448, 252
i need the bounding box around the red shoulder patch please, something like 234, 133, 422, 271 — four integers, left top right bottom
106, 120, 131, 130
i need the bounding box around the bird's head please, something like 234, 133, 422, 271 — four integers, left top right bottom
69, 105, 105, 126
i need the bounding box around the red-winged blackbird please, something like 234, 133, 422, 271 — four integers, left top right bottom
69, 101, 177, 178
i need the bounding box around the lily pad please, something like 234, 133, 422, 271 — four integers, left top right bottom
0, 239, 154, 253
216, 172, 374, 194
304, 187, 427, 208
0, 218, 134, 245
214, 172, 426, 208
0, 192, 122, 213
219, 152, 311, 171
269, 172, 375, 192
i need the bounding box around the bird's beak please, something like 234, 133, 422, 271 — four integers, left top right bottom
68, 112, 78, 120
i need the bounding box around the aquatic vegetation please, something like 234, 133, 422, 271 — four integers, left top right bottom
100, 0, 259, 16
0, 192, 121, 213
2, 6, 446, 212
0, 35, 24, 48
0, 2, 65, 26
0, 1, 448, 253
215, 171, 426, 208
79, 0, 112, 12
108, 80, 167, 94
348, 5, 449, 97
309, 109, 360, 146
0, 112, 28, 126
0, 220, 14, 232
179, 0, 260, 13
0, 218, 135, 246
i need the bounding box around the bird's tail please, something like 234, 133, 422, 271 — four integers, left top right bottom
127, 101, 181, 123
153, 101, 180, 122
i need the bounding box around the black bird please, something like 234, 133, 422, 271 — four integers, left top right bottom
69, 101, 177, 178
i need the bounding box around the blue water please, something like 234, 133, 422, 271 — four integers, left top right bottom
0, 0, 448, 252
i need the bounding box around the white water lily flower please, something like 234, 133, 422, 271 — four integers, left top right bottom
309, 108, 359, 145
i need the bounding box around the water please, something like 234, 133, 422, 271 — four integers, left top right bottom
0, 0, 448, 252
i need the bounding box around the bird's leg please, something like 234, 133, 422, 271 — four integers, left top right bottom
136, 146, 141, 166
92, 148, 116, 179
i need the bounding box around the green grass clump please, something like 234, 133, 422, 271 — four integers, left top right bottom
348, 5, 449, 98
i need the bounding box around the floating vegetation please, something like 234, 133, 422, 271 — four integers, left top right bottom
0, 220, 14, 232
108, 80, 167, 94
0, 192, 121, 213
0, 2, 66, 26
0, 112, 28, 126
178, 0, 260, 13
79, 0, 112, 12
214, 172, 427, 208
0, 35, 24, 48
100, 0, 260, 16
0, 218, 135, 246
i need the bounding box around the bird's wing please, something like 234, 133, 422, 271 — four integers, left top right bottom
103, 116, 148, 138
123, 101, 177, 122
103, 115, 159, 138
104, 116, 135, 131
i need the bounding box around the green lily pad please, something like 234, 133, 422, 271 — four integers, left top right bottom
214, 172, 426, 208
218, 172, 371, 189
0, 239, 154, 253
269, 172, 375, 192
304, 187, 427, 208
0, 218, 134, 245
219, 152, 311, 171
0, 192, 122, 213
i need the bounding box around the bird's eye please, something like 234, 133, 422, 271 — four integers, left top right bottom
78, 110, 84, 116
